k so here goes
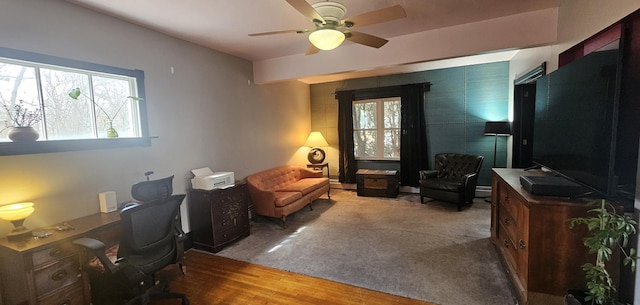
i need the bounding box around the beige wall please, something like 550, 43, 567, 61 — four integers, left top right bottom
0, 0, 311, 235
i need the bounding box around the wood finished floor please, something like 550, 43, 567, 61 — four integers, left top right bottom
151, 249, 436, 305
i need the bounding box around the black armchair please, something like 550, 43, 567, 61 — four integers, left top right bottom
419, 153, 484, 211
73, 194, 189, 305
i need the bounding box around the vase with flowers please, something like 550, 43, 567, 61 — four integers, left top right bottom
1, 100, 42, 142
68, 88, 142, 138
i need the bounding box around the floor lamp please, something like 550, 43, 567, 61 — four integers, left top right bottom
484, 121, 511, 202
484, 121, 512, 168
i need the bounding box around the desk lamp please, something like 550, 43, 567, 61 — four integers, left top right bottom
0, 202, 35, 240
305, 131, 329, 164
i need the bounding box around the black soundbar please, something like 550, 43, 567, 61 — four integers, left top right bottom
519, 175, 584, 197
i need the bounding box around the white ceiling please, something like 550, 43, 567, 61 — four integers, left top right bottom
64, 0, 560, 83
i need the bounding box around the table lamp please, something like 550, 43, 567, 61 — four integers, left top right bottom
305, 131, 329, 164
0, 202, 35, 240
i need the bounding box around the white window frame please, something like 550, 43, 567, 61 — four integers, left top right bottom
352, 97, 401, 161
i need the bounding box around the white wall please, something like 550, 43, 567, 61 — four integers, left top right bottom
0, 0, 311, 234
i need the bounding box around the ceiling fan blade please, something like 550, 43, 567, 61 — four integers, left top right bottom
286, 0, 325, 23
345, 5, 407, 28
249, 29, 309, 36
306, 44, 320, 55
345, 31, 388, 48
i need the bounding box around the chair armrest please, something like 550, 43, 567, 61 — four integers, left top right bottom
419, 170, 438, 180
461, 172, 478, 186
173, 219, 186, 264
73, 237, 105, 251
73, 237, 122, 274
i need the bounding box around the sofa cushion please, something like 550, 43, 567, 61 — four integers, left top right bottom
274, 191, 303, 207
278, 178, 329, 195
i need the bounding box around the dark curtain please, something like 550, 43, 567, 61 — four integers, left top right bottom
336, 90, 356, 183
400, 84, 430, 186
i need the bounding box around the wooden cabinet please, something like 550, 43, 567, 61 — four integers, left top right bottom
189, 183, 250, 253
0, 212, 120, 305
491, 168, 595, 305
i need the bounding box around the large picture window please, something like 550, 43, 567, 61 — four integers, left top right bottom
352, 97, 401, 160
0, 47, 148, 155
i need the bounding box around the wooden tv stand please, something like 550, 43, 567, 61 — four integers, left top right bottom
491, 168, 596, 305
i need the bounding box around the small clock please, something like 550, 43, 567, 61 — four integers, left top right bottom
307, 147, 326, 164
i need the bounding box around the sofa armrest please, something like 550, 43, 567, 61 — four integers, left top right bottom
299, 167, 323, 179
419, 170, 438, 180
247, 182, 276, 215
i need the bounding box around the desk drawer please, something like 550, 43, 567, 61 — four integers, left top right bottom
38, 282, 85, 305
32, 243, 77, 267
499, 201, 519, 241
34, 256, 82, 296
498, 222, 519, 271
498, 185, 521, 219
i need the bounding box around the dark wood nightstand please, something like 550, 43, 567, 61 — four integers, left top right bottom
188, 183, 250, 253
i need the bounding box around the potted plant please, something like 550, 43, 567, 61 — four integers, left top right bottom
568, 199, 638, 305
1, 100, 42, 142
68, 88, 142, 138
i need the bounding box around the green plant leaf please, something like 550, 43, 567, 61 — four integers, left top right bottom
69, 88, 81, 99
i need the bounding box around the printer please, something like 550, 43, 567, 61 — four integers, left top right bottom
190, 167, 235, 190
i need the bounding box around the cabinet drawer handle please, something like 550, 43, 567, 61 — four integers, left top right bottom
519, 240, 526, 249
57, 300, 71, 305
503, 217, 510, 225
51, 269, 68, 281
503, 240, 509, 248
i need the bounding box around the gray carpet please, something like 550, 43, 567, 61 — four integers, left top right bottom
215, 189, 517, 305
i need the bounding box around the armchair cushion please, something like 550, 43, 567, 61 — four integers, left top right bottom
420, 178, 463, 192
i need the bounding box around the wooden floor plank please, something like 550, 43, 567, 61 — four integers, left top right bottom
150, 250, 437, 305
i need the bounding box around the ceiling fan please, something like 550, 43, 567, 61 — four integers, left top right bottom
249, 0, 407, 55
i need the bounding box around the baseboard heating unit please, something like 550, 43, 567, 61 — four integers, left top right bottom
519, 175, 584, 197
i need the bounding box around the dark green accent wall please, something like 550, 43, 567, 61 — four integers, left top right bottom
310, 61, 509, 186
425, 62, 510, 185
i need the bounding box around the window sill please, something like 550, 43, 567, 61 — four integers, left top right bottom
0, 137, 154, 156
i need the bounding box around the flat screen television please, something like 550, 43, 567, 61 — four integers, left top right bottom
531, 39, 635, 198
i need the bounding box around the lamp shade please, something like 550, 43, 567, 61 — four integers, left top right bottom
308, 29, 345, 51
304, 131, 329, 147
484, 121, 512, 135
0, 202, 35, 221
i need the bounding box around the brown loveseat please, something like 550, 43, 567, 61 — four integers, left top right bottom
247, 165, 330, 227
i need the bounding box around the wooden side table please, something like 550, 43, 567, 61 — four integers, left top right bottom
307, 163, 329, 178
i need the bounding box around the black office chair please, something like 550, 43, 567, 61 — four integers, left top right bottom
73, 194, 189, 305
130, 174, 174, 203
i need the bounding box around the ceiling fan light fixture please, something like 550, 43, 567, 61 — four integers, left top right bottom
309, 29, 345, 51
